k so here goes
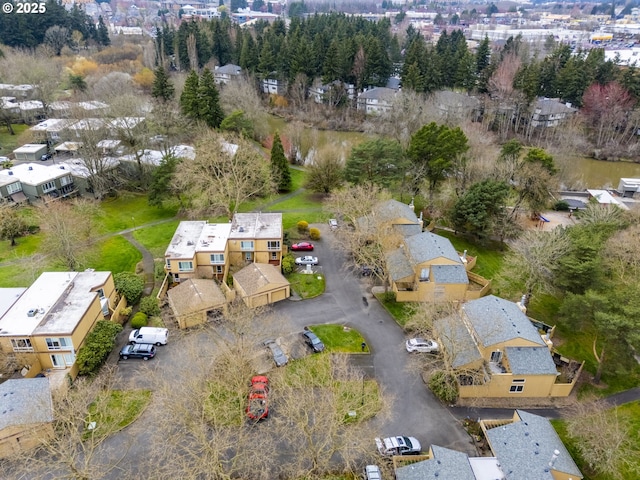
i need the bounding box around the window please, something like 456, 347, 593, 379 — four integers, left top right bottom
60, 175, 71, 186
11, 338, 33, 352
267, 241, 280, 250
178, 261, 193, 272
509, 379, 525, 393
165, 258, 171, 268
6, 182, 21, 194
240, 241, 254, 251
95, 288, 105, 298
210, 253, 225, 264
46, 337, 72, 350
51, 352, 75, 368
215, 265, 223, 274
41, 181, 56, 193
490, 350, 502, 363
419, 268, 430, 282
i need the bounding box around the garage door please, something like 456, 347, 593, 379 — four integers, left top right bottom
271, 288, 287, 303
251, 294, 269, 308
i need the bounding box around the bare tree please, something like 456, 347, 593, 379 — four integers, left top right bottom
324, 184, 391, 228
37, 199, 99, 271
566, 400, 640, 477
89, 72, 137, 103
172, 131, 273, 219
602, 221, 640, 282
284, 120, 317, 164
497, 227, 571, 304
218, 75, 270, 141
44, 26, 70, 56
304, 144, 345, 194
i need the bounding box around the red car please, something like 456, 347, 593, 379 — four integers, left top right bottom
246, 376, 269, 421
291, 242, 314, 251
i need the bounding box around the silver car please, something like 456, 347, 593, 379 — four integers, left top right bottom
295, 256, 318, 265
405, 338, 439, 353
264, 339, 288, 367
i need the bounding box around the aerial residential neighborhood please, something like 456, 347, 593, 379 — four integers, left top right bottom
1, 0, 640, 477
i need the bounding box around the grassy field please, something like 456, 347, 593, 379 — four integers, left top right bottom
0, 124, 30, 155
98, 192, 178, 233
86, 236, 141, 273
435, 229, 506, 280
133, 220, 181, 258
311, 324, 369, 353
552, 401, 640, 480
287, 272, 325, 298
85, 389, 151, 440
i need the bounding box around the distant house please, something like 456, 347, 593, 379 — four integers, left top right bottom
0, 378, 54, 458
308, 80, 356, 105
434, 295, 583, 399
395, 410, 583, 480
586, 189, 630, 210
434, 90, 482, 123
618, 177, 640, 197
530, 98, 576, 128
232, 262, 290, 308
356, 87, 396, 114
0, 271, 118, 384
29, 119, 77, 144
262, 76, 287, 95
214, 64, 242, 84
7, 163, 76, 202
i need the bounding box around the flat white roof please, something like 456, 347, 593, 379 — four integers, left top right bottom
587, 189, 630, 210
198, 222, 231, 252
468, 457, 505, 480
165, 221, 207, 259
9, 163, 71, 186
230, 212, 282, 239
19, 101, 44, 111
0, 288, 27, 319
0, 172, 21, 188
0, 271, 111, 337
58, 158, 120, 178
13, 144, 47, 154
30, 119, 76, 132
55, 141, 83, 152
67, 118, 106, 131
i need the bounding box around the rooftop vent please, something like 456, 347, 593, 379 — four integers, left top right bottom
28, 166, 33, 170
27, 309, 37, 317
8, 171, 13, 175
238, 226, 244, 232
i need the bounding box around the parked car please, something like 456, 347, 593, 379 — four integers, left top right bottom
0, 156, 9, 163
361, 265, 381, 277
405, 338, 439, 353
363, 465, 382, 480
302, 329, 325, 353
375, 435, 422, 456
246, 375, 269, 421
264, 339, 288, 367
329, 218, 338, 229
40, 152, 52, 161
119, 343, 156, 360
295, 256, 318, 265
129, 327, 169, 346
291, 242, 314, 251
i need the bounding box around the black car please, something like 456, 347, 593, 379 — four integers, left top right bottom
302, 329, 325, 353
40, 153, 52, 161
119, 343, 156, 360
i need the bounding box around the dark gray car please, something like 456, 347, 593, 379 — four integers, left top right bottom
302, 330, 325, 353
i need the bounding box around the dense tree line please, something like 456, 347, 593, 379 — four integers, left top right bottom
0, 1, 109, 49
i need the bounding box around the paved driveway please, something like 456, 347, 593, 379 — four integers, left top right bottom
283, 224, 475, 455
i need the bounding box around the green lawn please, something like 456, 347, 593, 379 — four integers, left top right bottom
133, 220, 181, 258
86, 236, 141, 273
267, 191, 323, 211
283, 211, 328, 230
85, 389, 151, 440
287, 272, 325, 298
435, 229, 506, 280
552, 401, 640, 480
374, 293, 415, 327
98, 192, 178, 233
289, 167, 307, 191
0, 233, 42, 262
0, 124, 30, 155
311, 324, 369, 353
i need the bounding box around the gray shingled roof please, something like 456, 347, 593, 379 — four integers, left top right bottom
386, 248, 414, 281
215, 64, 241, 75
462, 295, 546, 348
535, 98, 576, 116
359, 87, 396, 100
0, 378, 53, 430
375, 199, 419, 225
432, 265, 469, 284
486, 410, 582, 480
506, 347, 558, 375
394, 223, 422, 237
405, 232, 461, 264
434, 314, 482, 369
395, 445, 476, 480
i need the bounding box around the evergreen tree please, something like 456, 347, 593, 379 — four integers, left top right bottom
198, 69, 224, 128
152, 65, 175, 102
270, 132, 291, 192
180, 70, 200, 120
97, 16, 110, 46
476, 36, 491, 76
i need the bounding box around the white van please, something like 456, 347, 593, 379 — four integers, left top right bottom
129, 327, 169, 346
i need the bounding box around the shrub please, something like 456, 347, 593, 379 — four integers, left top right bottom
553, 200, 570, 211
309, 227, 321, 240
120, 306, 133, 318
429, 370, 459, 404
297, 220, 309, 233
139, 296, 160, 317
381, 290, 396, 303
76, 320, 122, 376
282, 253, 296, 275
130, 312, 148, 329
114, 272, 145, 305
